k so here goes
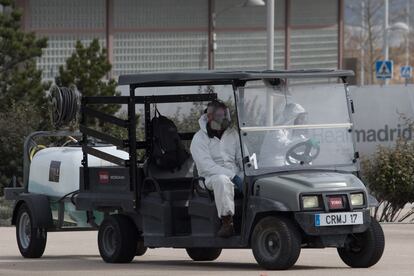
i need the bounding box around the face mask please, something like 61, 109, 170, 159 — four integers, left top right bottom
294, 114, 305, 125
208, 107, 231, 131
210, 120, 223, 131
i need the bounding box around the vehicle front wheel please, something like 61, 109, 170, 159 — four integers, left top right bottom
98, 215, 138, 263
186, 248, 222, 261
337, 217, 385, 268
16, 203, 47, 258
251, 216, 301, 270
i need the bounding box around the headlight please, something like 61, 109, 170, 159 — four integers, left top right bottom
351, 193, 364, 206
302, 196, 319, 209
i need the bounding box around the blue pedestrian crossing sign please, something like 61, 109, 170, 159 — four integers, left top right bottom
400, 66, 412, 79
375, 60, 393, 79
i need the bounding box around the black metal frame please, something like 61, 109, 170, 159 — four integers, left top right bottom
80, 85, 217, 209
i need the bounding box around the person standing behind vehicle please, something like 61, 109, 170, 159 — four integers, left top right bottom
190, 100, 243, 238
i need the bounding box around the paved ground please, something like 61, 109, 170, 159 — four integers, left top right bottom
0, 224, 413, 276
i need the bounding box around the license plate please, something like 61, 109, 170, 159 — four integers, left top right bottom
315, 212, 363, 227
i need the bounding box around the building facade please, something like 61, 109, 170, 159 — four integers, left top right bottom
15, 0, 344, 80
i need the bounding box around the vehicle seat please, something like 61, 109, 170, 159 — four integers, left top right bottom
189, 164, 243, 236
141, 157, 194, 237
191, 164, 243, 200
143, 157, 194, 192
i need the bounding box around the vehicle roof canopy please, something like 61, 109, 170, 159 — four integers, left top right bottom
118, 69, 354, 87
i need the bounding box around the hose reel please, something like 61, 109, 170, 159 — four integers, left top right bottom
49, 85, 81, 128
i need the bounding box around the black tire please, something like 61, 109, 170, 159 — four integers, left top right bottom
98, 214, 138, 263
337, 217, 385, 268
186, 248, 222, 261
135, 238, 148, 256
251, 216, 301, 270
15, 203, 47, 258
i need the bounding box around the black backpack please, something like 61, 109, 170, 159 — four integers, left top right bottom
150, 109, 189, 170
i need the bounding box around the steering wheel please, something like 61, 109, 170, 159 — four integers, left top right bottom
285, 139, 320, 165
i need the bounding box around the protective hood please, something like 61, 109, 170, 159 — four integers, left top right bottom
275, 103, 307, 126
198, 114, 209, 133
191, 114, 242, 181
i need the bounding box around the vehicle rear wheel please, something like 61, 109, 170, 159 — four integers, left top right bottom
98, 214, 138, 263
337, 217, 385, 268
135, 237, 148, 256
186, 248, 222, 261
251, 216, 301, 270
15, 203, 47, 258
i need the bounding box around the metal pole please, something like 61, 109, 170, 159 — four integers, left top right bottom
338, 0, 344, 69
266, 0, 274, 126
406, 0, 410, 85
384, 0, 389, 84
105, 0, 113, 79
208, 0, 215, 70
361, 0, 365, 86
284, 0, 290, 69
267, 0, 274, 70
128, 85, 138, 208
406, 0, 410, 66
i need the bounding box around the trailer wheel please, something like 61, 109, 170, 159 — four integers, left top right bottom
15, 203, 47, 258
135, 237, 148, 256
251, 216, 301, 270
186, 248, 222, 261
98, 215, 138, 263
337, 217, 385, 268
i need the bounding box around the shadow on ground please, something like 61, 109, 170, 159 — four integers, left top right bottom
0, 255, 350, 273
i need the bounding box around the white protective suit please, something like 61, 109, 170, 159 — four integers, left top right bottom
259, 103, 307, 167
190, 114, 243, 218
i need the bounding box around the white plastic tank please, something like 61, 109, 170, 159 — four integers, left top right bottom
28, 146, 129, 198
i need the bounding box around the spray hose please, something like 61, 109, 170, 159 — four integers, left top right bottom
29, 145, 46, 161
49, 85, 81, 128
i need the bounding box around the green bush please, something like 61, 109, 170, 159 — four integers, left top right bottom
361, 139, 414, 222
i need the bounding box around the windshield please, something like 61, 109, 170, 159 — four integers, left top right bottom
236, 80, 357, 175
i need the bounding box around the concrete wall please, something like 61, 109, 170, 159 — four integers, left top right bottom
350, 85, 414, 157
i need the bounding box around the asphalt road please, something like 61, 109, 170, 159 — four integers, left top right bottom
0, 224, 413, 276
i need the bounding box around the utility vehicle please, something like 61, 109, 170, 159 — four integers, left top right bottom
5, 70, 385, 270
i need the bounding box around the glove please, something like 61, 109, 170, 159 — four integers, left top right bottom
308, 138, 320, 148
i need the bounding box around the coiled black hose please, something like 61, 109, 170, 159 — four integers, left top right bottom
50, 85, 81, 128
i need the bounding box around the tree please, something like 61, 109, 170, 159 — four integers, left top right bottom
55, 39, 120, 127
0, 0, 49, 195
345, 0, 413, 85
345, 0, 384, 85
0, 0, 49, 109
0, 102, 43, 194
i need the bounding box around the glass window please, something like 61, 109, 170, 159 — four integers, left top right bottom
236, 80, 356, 175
